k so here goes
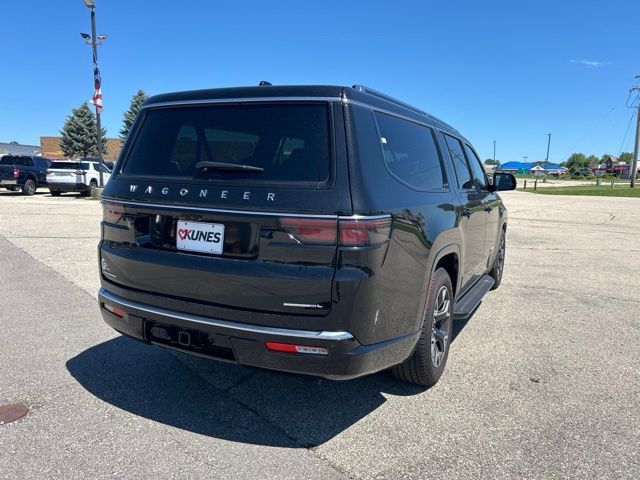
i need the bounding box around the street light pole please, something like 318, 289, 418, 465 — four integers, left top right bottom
493, 140, 496, 163
84, 0, 104, 187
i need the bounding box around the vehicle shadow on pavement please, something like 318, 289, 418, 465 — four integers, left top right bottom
66, 335, 431, 448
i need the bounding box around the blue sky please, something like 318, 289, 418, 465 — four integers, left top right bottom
1, 0, 638, 163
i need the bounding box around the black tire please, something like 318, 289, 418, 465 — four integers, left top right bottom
22, 178, 36, 196
50, 190, 61, 197
489, 230, 506, 290
391, 268, 454, 387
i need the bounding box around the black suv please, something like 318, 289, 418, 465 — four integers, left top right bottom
98, 85, 516, 387
0, 155, 51, 195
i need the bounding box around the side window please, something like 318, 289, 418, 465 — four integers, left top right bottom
374, 112, 445, 190
23, 157, 33, 167
464, 144, 487, 189
444, 134, 473, 189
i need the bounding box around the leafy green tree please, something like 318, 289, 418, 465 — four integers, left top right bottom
120, 89, 149, 139
484, 159, 500, 165
585, 155, 600, 166
59, 102, 106, 159
619, 152, 633, 163
563, 153, 587, 170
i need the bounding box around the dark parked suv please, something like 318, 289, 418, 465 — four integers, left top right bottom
0, 155, 51, 195
98, 84, 516, 386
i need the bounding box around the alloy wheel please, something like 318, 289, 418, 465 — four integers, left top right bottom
431, 285, 451, 368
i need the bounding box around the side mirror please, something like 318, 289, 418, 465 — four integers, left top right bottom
491, 172, 517, 191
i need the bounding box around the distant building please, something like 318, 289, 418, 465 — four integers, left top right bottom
40, 136, 122, 160
499, 161, 567, 175
0, 141, 41, 157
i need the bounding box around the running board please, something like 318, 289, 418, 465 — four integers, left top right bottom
453, 275, 495, 321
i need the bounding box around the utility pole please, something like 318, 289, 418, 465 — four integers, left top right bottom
493, 140, 496, 163
630, 77, 640, 188
545, 133, 551, 173
82, 0, 106, 187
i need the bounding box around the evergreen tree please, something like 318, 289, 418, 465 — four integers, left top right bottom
120, 89, 149, 139
59, 102, 106, 158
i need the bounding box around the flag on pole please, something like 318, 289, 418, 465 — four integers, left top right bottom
89, 50, 103, 112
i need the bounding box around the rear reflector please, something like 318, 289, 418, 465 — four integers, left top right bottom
102, 203, 124, 224
103, 303, 126, 318
265, 341, 328, 355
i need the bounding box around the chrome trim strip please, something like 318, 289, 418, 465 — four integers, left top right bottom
99, 288, 354, 341
101, 198, 392, 221
283, 303, 324, 309
142, 96, 342, 109
102, 198, 338, 218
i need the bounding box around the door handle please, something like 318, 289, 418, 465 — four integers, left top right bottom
462, 208, 472, 218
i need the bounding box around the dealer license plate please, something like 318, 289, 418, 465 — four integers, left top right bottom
176, 220, 225, 255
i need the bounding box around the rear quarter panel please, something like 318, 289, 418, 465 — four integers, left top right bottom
341, 104, 460, 344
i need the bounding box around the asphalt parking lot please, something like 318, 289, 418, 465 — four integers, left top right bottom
0, 189, 639, 479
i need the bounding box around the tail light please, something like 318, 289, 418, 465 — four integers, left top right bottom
279, 216, 391, 246
46, 170, 52, 174
279, 218, 337, 244
13, 168, 19, 178
102, 203, 124, 224
338, 217, 392, 246
72, 170, 86, 176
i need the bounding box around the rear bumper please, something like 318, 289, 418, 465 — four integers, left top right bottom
98, 287, 418, 380
48, 182, 88, 192
0, 179, 18, 186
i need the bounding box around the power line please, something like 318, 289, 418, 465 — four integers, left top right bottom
618, 108, 637, 156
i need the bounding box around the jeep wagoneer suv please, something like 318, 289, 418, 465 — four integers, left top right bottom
98, 84, 516, 386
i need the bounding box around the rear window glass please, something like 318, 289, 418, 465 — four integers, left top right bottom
51, 162, 80, 170
1, 156, 31, 166
122, 103, 331, 184
374, 112, 445, 190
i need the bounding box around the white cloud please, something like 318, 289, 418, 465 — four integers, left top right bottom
570, 59, 610, 67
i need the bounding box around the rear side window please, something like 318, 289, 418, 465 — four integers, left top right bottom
122, 103, 331, 185
374, 112, 445, 190
444, 134, 473, 189
0, 156, 17, 165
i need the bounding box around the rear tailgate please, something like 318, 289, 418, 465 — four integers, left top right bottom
101, 202, 339, 315
0, 165, 16, 182
47, 162, 85, 186
100, 99, 351, 316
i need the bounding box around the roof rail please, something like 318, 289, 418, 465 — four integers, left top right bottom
352, 85, 427, 116
351, 84, 459, 133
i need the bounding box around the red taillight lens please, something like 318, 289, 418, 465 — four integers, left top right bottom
102, 203, 124, 224
338, 217, 392, 246
279, 218, 337, 244
265, 342, 328, 355
73, 170, 86, 176
103, 303, 125, 318
13, 168, 19, 177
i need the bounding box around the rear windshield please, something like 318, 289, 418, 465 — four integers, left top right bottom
51, 162, 90, 170
1, 156, 29, 166
122, 103, 331, 184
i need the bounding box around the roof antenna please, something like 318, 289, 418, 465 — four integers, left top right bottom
259, 81, 272, 86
